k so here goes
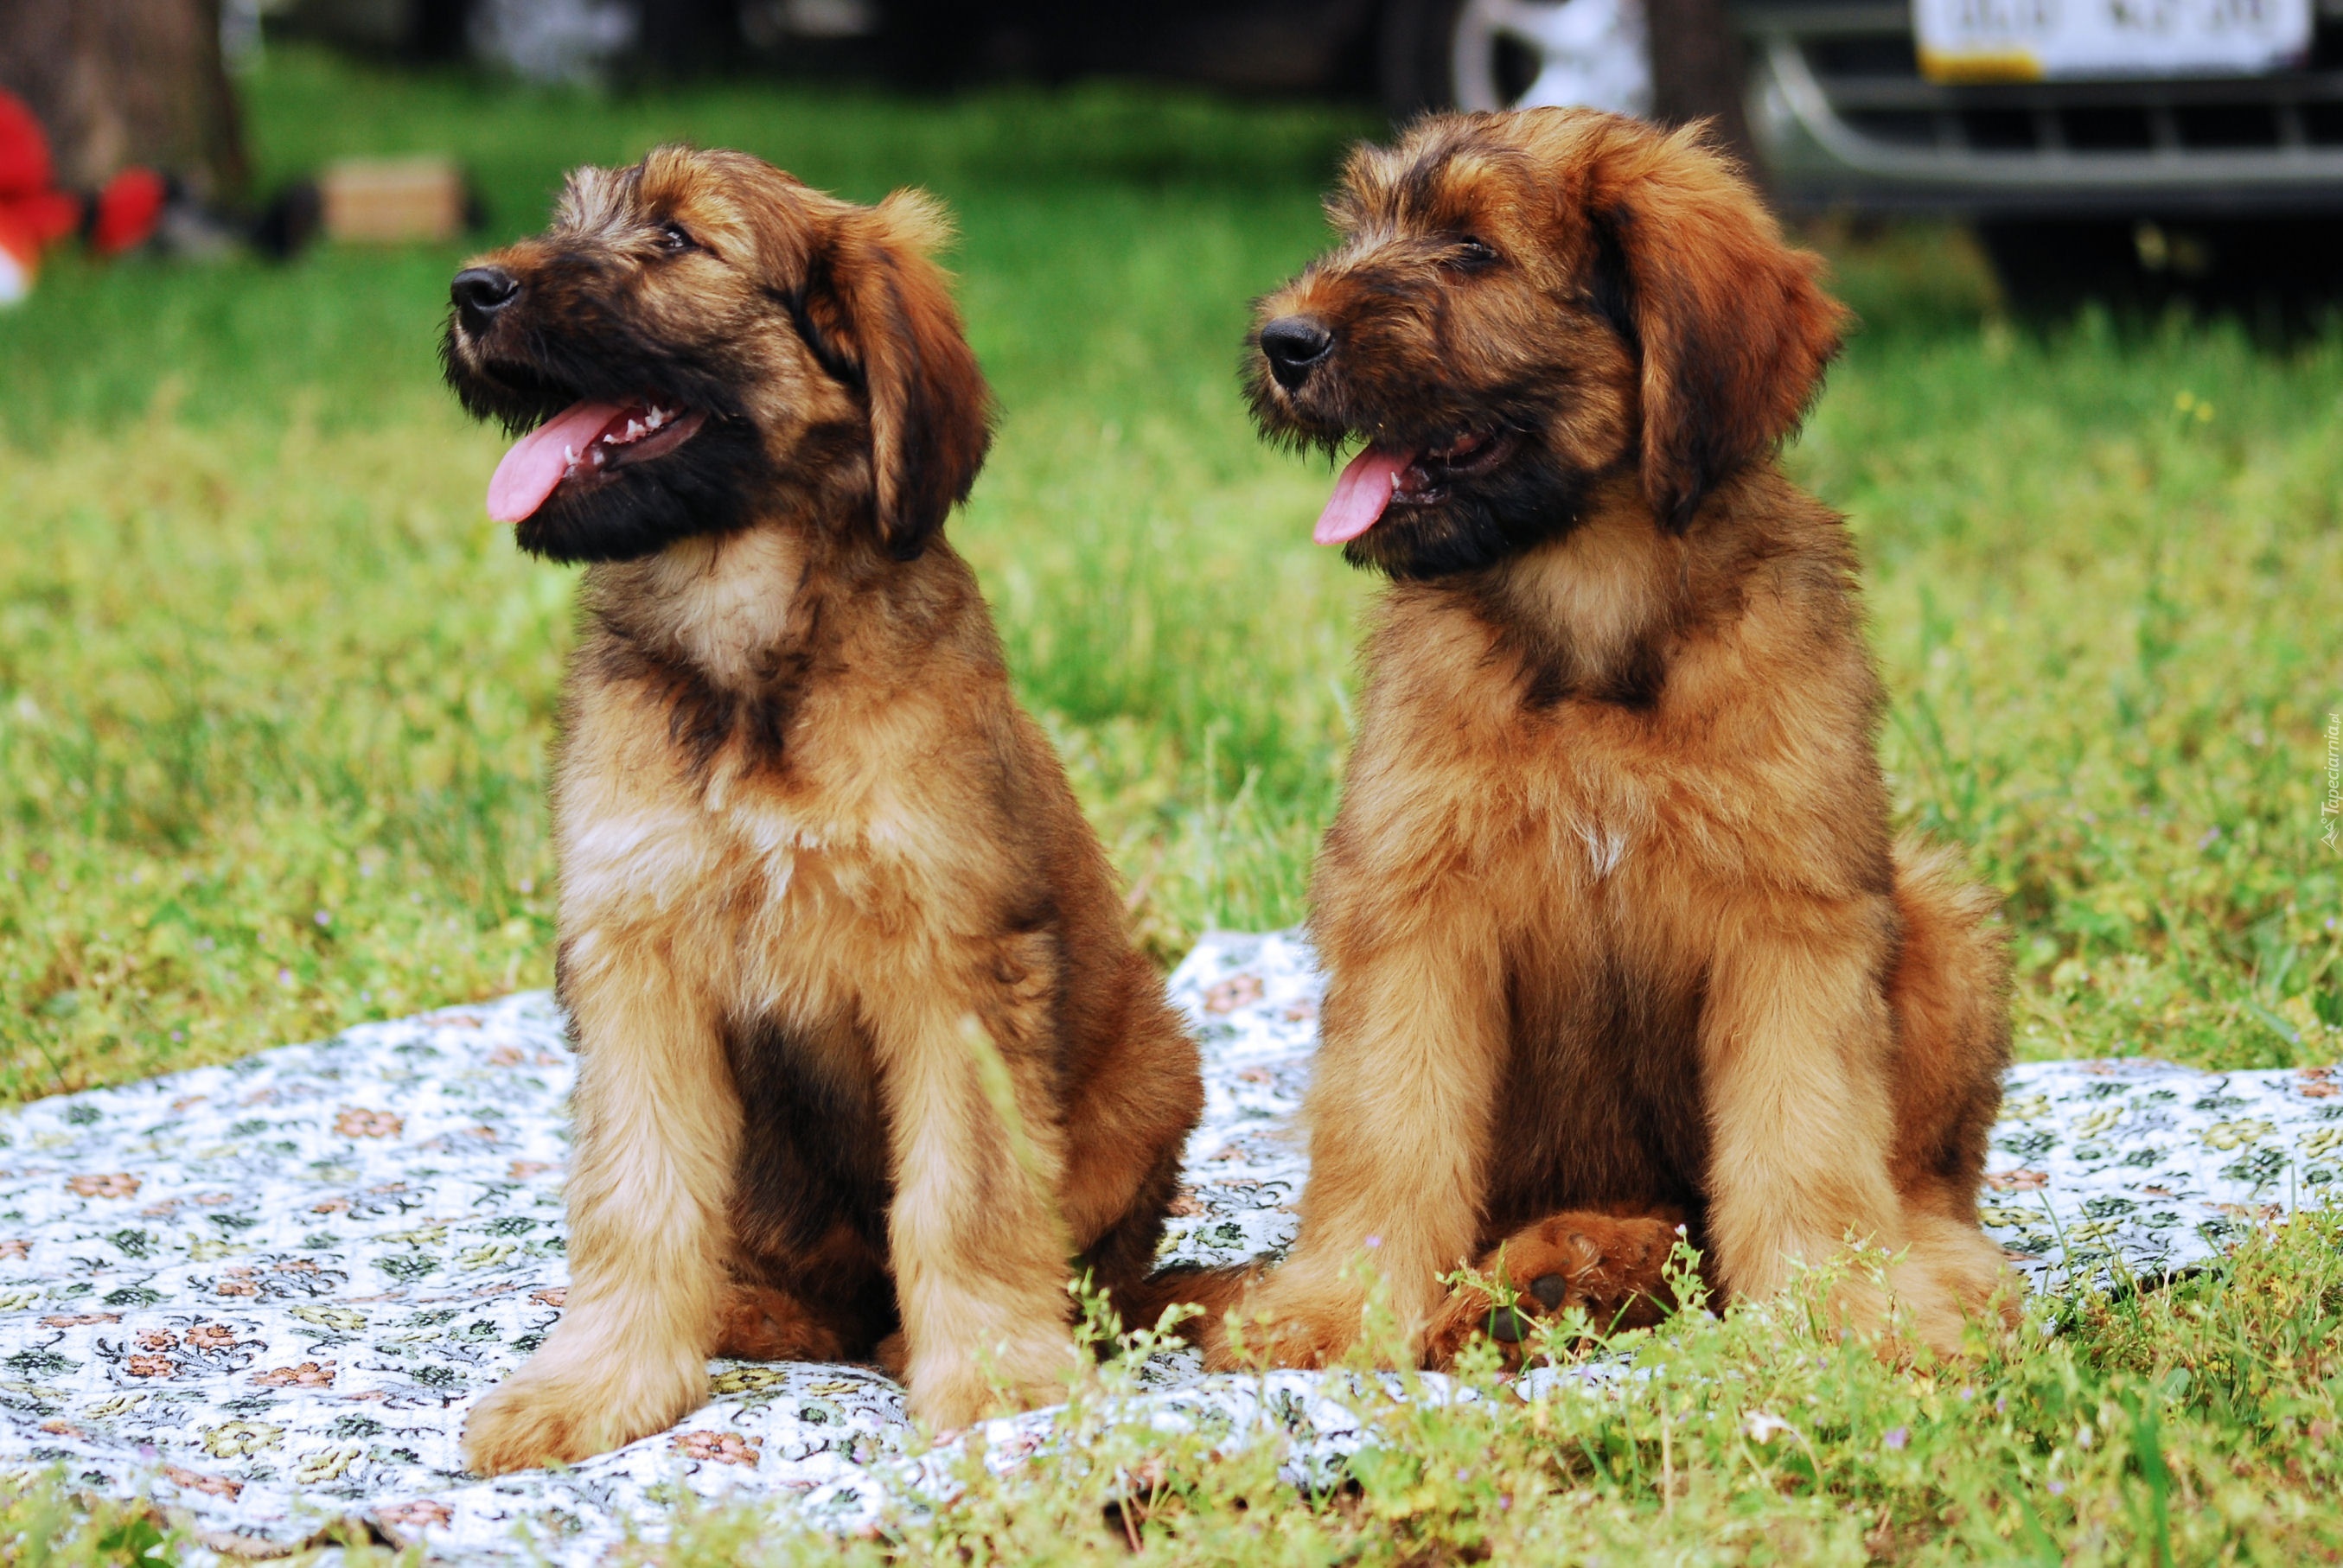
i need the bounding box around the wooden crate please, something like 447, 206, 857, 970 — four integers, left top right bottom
318, 156, 464, 245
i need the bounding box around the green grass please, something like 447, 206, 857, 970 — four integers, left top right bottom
2, 45, 2340, 1565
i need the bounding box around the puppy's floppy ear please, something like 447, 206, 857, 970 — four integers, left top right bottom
1584, 123, 1847, 531
812, 191, 994, 558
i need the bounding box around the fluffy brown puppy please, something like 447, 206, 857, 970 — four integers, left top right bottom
439, 145, 1203, 1474
1209, 109, 2016, 1367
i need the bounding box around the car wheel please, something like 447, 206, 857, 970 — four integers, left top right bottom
1379, 0, 1654, 118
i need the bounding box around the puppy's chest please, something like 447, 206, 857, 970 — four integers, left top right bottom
706, 781, 838, 902
1533, 768, 1643, 894
560, 741, 876, 924
686, 766, 901, 924
565, 651, 984, 944
1360, 677, 1720, 896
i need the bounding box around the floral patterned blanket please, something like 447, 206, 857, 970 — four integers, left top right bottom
3, 930, 2334, 1560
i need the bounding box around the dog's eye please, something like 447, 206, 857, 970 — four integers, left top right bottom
1451, 236, 1500, 270
658, 221, 697, 255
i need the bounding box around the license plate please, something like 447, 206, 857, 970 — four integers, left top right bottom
1913, 0, 2313, 82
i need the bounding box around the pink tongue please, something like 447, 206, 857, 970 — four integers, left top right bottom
487, 400, 627, 524
1313, 445, 1414, 545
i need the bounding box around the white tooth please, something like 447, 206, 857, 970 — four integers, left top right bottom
624, 420, 643, 441
646, 407, 667, 429
564, 444, 580, 468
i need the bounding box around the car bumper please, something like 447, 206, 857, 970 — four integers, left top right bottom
1738, 1, 2343, 216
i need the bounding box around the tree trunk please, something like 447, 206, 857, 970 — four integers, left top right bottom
0, 0, 247, 200
1644, 0, 1758, 178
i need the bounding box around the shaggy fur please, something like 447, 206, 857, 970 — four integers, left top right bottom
440, 146, 1203, 1474
1176, 109, 2017, 1367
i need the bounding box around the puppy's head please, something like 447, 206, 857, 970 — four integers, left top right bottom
1248, 111, 1845, 579
442, 145, 992, 564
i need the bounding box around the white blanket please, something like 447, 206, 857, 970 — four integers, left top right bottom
2, 931, 2333, 1558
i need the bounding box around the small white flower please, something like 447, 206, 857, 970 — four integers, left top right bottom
1745, 1411, 1792, 1444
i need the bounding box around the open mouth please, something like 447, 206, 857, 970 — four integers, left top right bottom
1312, 428, 1515, 545
486, 398, 710, 524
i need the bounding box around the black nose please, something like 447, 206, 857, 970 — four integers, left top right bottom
451, 266, 521, 333
1259, 316, 1333, 390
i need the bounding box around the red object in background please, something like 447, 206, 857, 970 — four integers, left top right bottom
6, 186, 79, 247
0, 91, 78, 250
0, 86, 169, 291
0, 89, 53, 197
0, 87, 66, 298
0, 207, 38, 270
92, 167, 165, 255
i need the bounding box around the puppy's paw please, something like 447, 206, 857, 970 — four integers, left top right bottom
1425, 1213, 1679, 1367
461, 1348, 702, 1475
1918, 1219, 2027, 1334
1202, 1274, 1364, 1373
1879, 1238, 2022, 1361
1799, 1251, 1997, 1366
462, 1373, 595, 1476
903, 1329, 1076, 1431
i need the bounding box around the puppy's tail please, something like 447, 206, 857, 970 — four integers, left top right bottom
1108, 1263, 1260, 1354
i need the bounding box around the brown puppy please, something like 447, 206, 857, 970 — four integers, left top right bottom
1207, 109, 2015, 1367
440, 146, 1203, 1473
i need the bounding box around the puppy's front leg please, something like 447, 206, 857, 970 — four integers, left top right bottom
463, 937, 737, 1474
1224, 901, 1507, 1368
868, 974, 1080, 1431
1700, 902, 1963, 1354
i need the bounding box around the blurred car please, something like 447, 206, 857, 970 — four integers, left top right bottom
1382, 0, 2343, 299
1739, 0, 2343, 220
